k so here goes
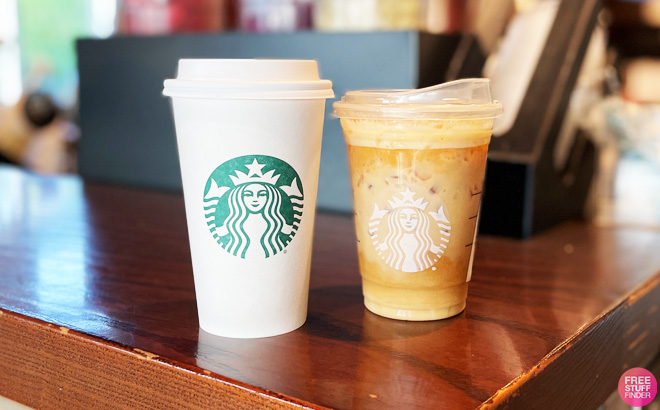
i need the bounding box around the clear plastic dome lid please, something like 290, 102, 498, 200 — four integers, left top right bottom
333, 78, 503, 119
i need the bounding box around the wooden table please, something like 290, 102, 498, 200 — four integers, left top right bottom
1, 165, 659, 410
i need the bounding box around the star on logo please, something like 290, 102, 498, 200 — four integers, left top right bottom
400, 188, 416, 203
245, 158, 266, 177
229, 158, 280, 186
388, 188, 428, 210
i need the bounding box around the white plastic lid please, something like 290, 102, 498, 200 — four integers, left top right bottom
163, 59, 334, 100
333, 78, 503, 119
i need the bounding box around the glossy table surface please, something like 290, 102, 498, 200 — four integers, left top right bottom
1, 165, 660, 410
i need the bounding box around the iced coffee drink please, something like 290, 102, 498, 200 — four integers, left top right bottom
334, 79, 502, 320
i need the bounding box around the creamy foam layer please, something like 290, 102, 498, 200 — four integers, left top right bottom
340, 118, 494, 149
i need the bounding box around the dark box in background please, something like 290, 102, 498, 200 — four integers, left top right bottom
77, 31, 459, 213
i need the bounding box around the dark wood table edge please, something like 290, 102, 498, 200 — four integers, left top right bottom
0, 307, 332, 410
477, 271, 660, 410
4, 273, 659, 410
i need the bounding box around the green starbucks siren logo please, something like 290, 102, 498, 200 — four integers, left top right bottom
203, 155, 303, 259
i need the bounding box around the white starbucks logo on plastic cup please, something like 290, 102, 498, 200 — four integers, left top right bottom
369, 188, 451, 273
203, 155, 303, 259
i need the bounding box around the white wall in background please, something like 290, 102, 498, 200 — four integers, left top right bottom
0, 0, 22, 106
89, 0, 118, 38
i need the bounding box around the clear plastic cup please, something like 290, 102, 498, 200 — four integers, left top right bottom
334, 79, 502, 321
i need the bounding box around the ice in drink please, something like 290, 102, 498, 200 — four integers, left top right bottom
334, 79, 502, 320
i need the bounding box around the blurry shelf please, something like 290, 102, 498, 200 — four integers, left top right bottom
609, 26, 660, 59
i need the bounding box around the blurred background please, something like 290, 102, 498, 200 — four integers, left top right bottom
0, 0, 659, 233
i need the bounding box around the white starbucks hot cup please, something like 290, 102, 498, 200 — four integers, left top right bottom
163, 59, 334, 338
